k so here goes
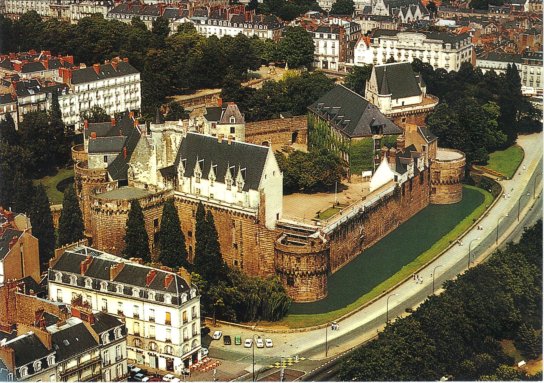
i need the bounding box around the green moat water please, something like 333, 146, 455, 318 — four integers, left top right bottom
289, 187, 485, 315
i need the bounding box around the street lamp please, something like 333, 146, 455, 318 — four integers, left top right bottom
534, 173, 542, 198
468, 237, 480, 269
496, 214, 509, 244
325, 323, 329, 358
386, 293, 398, 324
252, 334, 259, 382
518, 192, 531, 221
431, 264, 443, 294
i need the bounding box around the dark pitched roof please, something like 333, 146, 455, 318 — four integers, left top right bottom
20, 275, 47, 295
21, 62, 46, 73
173, 132, 269, 191
71, 61, 139, 85
88, 136, 127, 154
219, 103, 244, 124
51, 322, 98, 362
418, 126, 437, 143
90, 312, 123, 334
83, 122, 117, 139
478, 51, 522, 63
308, 85, 402, 138
106, 114, 142, 181
0, 93, 17, 105
7, 333, 52, 367
0, 228, 22, 260
204, 106, 222, 122
374, 62, 422, 99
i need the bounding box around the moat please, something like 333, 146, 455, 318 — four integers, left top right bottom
289, 186, 485, 315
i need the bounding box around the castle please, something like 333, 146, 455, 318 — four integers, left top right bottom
73, 86, 464, 302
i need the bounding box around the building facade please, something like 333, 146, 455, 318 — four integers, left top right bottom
47, 246, 202, 374
311, 24, 347, 70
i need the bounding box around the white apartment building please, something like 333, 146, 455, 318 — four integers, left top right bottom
48, 246, 202, 374
4, 0, 71, 19
311, 24, 346, 70
55, 58, 141, 130
354, 29, 473, 71
191, 12, 283, 41
69, 0, 114, 23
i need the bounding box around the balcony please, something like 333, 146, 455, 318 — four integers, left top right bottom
60, 356, 101, 376
133, 313, 140, 319
149, 317, 155, 323
103, 359, 111, 366
115, 354, 123, 362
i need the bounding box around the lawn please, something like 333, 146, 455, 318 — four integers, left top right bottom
486, 145, 524, 179
33, 168, 74, 204
269, 185, 493, 328
317, 206, 342, 220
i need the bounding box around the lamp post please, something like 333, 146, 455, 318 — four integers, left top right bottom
386, 293, 398, 324
431, 264, 443, 294
496, 215, 508, 244
468, 237, 480, 269
518, 192, 531, 220
534, 173, 542, 198
325, 323, 328, 358
252, 334, 258, 382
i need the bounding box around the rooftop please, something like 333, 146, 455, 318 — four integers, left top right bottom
95, 187, 151, 201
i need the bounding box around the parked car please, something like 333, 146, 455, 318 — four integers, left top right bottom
244, 339, 253, 348
201, 347, 209, 357
163, 374, 175, 381
223, 335, 232, 345
234, 336, 242, 345
130, 367, 143, 377
170, 378, 181, 383
147, 377, 162, 382
265, 338, 273, 348
133, 373, 147, 382
212, 331, 222, 340
256, 338, 264, 348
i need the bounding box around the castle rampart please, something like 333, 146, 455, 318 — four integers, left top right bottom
430, 149, 466, 204
245, 116, 307, 147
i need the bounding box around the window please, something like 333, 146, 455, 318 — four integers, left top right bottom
165, 312, 171, 325
149, 308, 155, 322
226, 178, 232, 191
133, 305, 139, 319
165, 345, 174, 354
102, 332, 110, 345
164, 294, 172, 304
117, 302, 123, 315
148, 291, 155, 301
165, 328, 171, 342
69, 275, 77, 286
190, 288, 196, 299
47, 355, 55, 366
181, 293, 187, 303
103, 155, 108, 163
154, 218, 159, 228
116, 284, 123, 294
116, 363, 123, 379
55, 272, 62, 282
230, 126, 235, 134
100, 281, 107, 291
182, 311, 188, 324
101, 298, 108, 311
132, 288, 140, 298
33, 361, 41, 372
103, 349, 110, 365
192, 306, 197, 320
56, 289, 62, 302
149, 325, 156, 339
20, 367, 28, 378
115, 327, 122, 339
133, 337, 141, 347
115, 345, 122, 361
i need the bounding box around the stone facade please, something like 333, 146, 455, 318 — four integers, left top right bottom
245, 115, 307, 147
430, 149, 466, 204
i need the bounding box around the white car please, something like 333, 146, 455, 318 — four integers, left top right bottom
212, 331, 222, 340
201, 347, 209, 357
244, 339, 253, 348
256, 338, 264, 348
171, 378, 181, 383
265, 338, 273, 348
163, 374, 175, 381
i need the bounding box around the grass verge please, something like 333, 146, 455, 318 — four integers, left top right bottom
317, 207, 341, 220
33, 168, 74, 204
486, 145, 524, 179
271, 185, 493, 328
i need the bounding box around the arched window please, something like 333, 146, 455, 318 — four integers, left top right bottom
164, 294, 172, 304
69, 275, 77, 286
191, 339, 198, 349
55, 272, 62, 282
132, 288, 140, 298
100, 281, 108, 291
133, 338, 142, 348
19, 367, 28, 378
116, 284, 123, 294
165, 345, 174, 355
102, 332, 110, 345
114, 327, 122, 339
229, 116, 236, 123
85, 278, 92, 289
149, 342, 157, 351
148, 291, 155, 301
182, 344, 189, 354
47, 355, 55, 366
33, 361, 41, 372
190, 288, 196, 299
181, 293, 187, 303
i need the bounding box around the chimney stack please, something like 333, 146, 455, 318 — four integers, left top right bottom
111, 117, 116, 126
164, 274, 174, 289
80, 255, 93, 275
145, 270, 157, 287
92, 63, 100, 75
109, 262, 125, 281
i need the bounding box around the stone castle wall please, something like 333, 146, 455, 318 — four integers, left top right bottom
74, 161, 109, 237
430, 149, 466, 204
245, 116, 307, 147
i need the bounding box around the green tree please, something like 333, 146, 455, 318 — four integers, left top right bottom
514, 323, 542, 360
50, 91, 73, 167
176, 22, 197, 35
57, 185, 84, 246
82, 106, 110, 123
152, 16, 170, 44
344, 65, 372, 95
164, 102, 187, 121
12, 172, 35, 214
277, 26, 315, 69
123, 199, 151, 263
330, 0, 355, 15
194, 203, 227, 285
30, 185, 55, 271
18, 111, 56, 177
158, 200, 188, 269
0, 113, 19, 145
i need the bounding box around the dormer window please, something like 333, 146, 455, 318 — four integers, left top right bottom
181, 293, 187, 303
190, 288, 197, 299
132, 288, 140, 298
226, 178, 232, 191
69, 275, 77, 286
100, 281, 108, 291
19, 367, 28, 378
229, 116, 235, 123
148, 291, 155, 301
114, 327, 122, 339
237, 180, 243, 193
102, 332, 110, 345
33, 361, 41, 372
164, 294, 172, 304
55, 272, 62, 282
116, 284, 124, 294
85, 278, 92, 289
47, 355, 55, 366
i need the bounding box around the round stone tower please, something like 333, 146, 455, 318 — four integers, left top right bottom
274, 234, 330, 302
430, 148, 466, 204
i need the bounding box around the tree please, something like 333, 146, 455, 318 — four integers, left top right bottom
82, 106, 110, 123
514, 323, 541, 360
194, 203, 227, 285
123, 199, 151, 263
152, 16, 170, 44
57, 185, 84, 247
17, 111, 56, 177
330, 0, 355, 15
50, 91, 72, 167
344, 65, 372, 95
158, 200, 188, 269
0, 114, 19, 145
11, 172, 35, 214
164, 102, 187, 121
277, 26, 315, 69
176, 22, 197, 35
30, 185, 55, 271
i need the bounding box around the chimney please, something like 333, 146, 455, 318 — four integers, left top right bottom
13, 62, 22, 72
145, 270, 157, 287
84, 120, 89, 130
0, 346, 15, 372
388, 147, 397, 167
90, 131, 97, 139
129, 111, 134, 119
164, 274, 174, 289
178, 267, 192, 284
217, 98, 223, 107
134, 119, 139, 128
111, 117, 116, 126
217, 134, 224, 143
227, 136, 232, 145
129, 257, 144, 265
109, 262, 125, 281
123, 146, 127, 159
123, 57, 129, 63
92, 63, 100, 75
80, 255, 93, 275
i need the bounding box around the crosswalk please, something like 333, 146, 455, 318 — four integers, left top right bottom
267, 356, 306, 368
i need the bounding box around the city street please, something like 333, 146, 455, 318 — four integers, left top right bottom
200, 132, 543, 381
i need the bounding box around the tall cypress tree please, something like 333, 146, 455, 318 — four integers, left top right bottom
50, 91, 72, 167
194, 202, 227, 285
123, 199, 151, 263
57, 185, 84, 246
30, 185, 55, 271
12, 172, 35, 214
158, 200, 188, 269
0, 113, 19, 145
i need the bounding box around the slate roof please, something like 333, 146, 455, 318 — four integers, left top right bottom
372, 29, 470, 45
71, 61, 139, 85
478, 51, 522, 63
374, 62, 422, 99
204, 106, 222, 122
173, 132, 269, 192
418, 126, 437, 143
104, 113, 142, 181
308, 85, 402, 138
0, 228, 22, 260
88, 136, 127, 153
219, 103, 244, 124
50, 322, 98, 362
0, 93, 15, 105
21, 62, 46, 73
91, 312, 124, 335
6, 333, 52, 367
20, 275, 47, 295
83, 122, 116, 139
